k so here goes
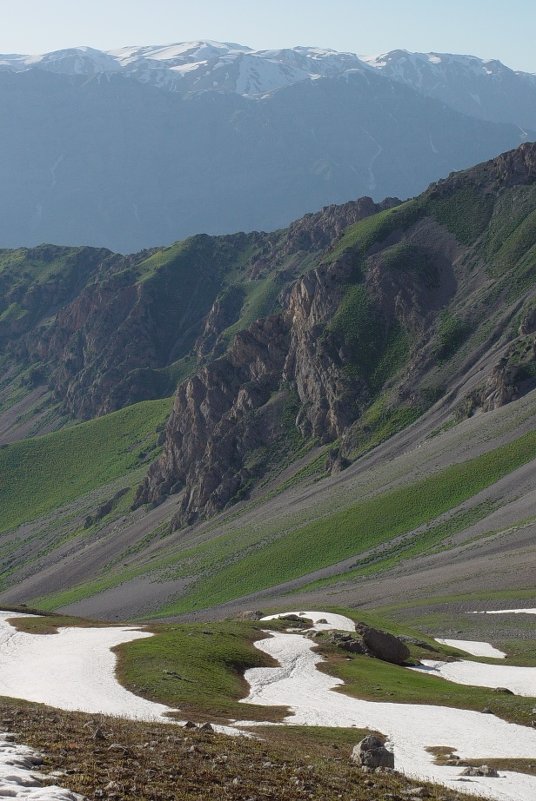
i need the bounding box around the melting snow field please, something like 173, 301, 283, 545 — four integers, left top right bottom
0, 732, 81, 801
2, 608, 536, 800
474, 609, 536, 616
0, 611, 174, 722
410, 658, 536, 697
435, 638, 507, 658
241, 611, 536, 801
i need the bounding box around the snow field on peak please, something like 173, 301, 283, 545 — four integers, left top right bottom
1, 41, 534, 101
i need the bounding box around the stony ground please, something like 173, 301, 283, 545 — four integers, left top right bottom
0, 698, 483, 801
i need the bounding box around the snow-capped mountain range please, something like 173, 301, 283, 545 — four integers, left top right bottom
0, 41, 534, 251
1, 41, 535, 114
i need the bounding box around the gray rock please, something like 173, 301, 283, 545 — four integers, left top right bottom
351, 735, 395, 769
461, 765, 499, 777
238, 610, 264, 620
358, 624, 410, 665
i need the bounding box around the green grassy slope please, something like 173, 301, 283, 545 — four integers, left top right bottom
151, 428, 536, 615
0, 397, 171, 533
116, 620, 286, 722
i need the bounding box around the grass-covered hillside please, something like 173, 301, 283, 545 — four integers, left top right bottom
0, 144, 536, 619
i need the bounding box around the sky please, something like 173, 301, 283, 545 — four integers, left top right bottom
0, 0, 535, 72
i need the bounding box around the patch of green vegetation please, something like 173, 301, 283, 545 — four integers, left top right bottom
330, 285, 383, 374
0, 397, 171, 534
426, 186, 494, 245
300, 501, 499, 592
133, 234, 261, 363
222, 277, 281, 343
0, 302, 28, 323
154, 428, 536, 615
504, 245, 536, 301
263, 447, 330, 498
255, 724, 371, 753
329, 285, 410, 391
345, 395, 421, 459
380, 243, 439, 288
493, 208, 536, 271
117, 621, 285, 722
6, 613, 111, 635
135, 240, 190, 282
329, 200, 423, 261
434, 311, 471, 361
370, 324, 411, 390
485, 184, 536, 258
0, 244, 94, 286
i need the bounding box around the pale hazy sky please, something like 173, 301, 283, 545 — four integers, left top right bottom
1, 0, 535, 72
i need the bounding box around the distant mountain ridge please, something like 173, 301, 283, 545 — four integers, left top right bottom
0, 41, 534, 251
1, 41, 535, 115
364, 49, 536, 130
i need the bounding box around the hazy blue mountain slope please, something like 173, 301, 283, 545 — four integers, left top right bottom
0, 67, 530, 251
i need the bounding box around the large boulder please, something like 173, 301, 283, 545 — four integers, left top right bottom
358, 625, 410, 665
351, 735, 395, 769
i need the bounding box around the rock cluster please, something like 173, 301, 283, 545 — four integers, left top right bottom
461, 765, 499, 777
311, 624, 410, 665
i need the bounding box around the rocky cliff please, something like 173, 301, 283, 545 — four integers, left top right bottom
2, 145, 536, 530
137, 144, 536, 527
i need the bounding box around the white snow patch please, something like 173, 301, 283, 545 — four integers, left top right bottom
0, 612, 174, 721
241, 611, 536, 801
261, 610, 356, 632
436, 638, 506, 659
474, 608, 536, 615
411, 659, 536, 697
0, 612, 242, 736
0, 732, 81, 800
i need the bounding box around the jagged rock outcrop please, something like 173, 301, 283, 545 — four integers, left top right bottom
282, 257, 368, 441
458, 334, 536, 417
1, 198, 392, 420
136, 315, 291, 524
280, 196, 399, 256
136, 145, 536, 526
